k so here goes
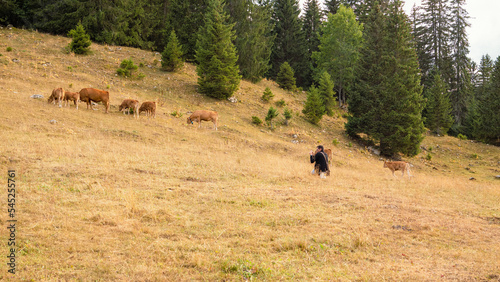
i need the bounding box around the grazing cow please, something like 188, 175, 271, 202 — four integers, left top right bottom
187, 110, 218, 130
48, 88, 65, 107
384, 160, 412, 178
119, 99, 140, 118
138, 101, 156, 118
79, 88, 110, 113
324, 148, 332, 163
63, 91, 80, 109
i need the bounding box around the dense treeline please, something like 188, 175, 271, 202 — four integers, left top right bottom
2, 0, 498, 150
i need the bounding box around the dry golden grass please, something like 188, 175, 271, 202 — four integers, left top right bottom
0, 27, 499, 281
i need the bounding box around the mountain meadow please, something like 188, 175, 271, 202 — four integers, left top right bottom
0, 27, 499, 280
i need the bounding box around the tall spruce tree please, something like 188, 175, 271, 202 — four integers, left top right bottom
425, 73, 454, 135
475, 54, 494, 100
195, 0, 241, 99
226, 0, 274, 82
413, 0, 453, 89
449, 0, 472, 130
167, 0, 207, 60
269, 0, 309, 87
477, 56, 500, 144
317, 71, 336, 116
313, 4, 363, 107
302, 0, 322, 87
346, 0, 425, 157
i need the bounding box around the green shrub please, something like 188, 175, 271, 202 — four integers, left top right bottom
332, 139, 339, 146
117, 59, 138, 77
426, 153, 432, 161
252, 116, 262, 125
457, 133, 467, 140
171, 110, 183, 118
275, 98, 286, 107
6, 47, 13, 52
261, 87, 274, 102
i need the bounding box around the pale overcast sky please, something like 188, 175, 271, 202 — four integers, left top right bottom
403, 0, 500, 64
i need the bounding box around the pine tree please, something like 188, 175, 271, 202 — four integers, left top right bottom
269, 0, 309, 87
346, 0, 425, 157
161, 30, 184, 72
476, 54, 494, 100
276, 62, 297, 91
283, 107, 293, 125
302, 86, 325, 124
167, 0, 207, 61
477, 56, 500, 144
313, 4, 363, 107
426, 73, 454, 135
227, 0, 274, 82
68, 22, 92, 55
449, 0, 472, 130
265, 107, 279, 129
195, 0, 241, 100
317, 71, 336, 116
413, 0, 453, 89
324, 0, 342, 15
302, 0, 322, 86
261, 87, 275, 102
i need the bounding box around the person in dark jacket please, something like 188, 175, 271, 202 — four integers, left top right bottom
310, 145, 330, 178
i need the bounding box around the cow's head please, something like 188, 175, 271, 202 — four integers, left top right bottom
187, 117, 193, 124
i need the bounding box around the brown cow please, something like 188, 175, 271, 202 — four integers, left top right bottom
187, 110, 218, 130
48, 88, 65, 107
384, 160, 412, 178
119, 99, 140, 118
79, 88, 110, 113
138, 101, 156, 118
324, 148, 332, 163
63, 91, 80, 109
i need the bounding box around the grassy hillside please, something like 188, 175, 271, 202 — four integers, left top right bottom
0, 27, 499, 280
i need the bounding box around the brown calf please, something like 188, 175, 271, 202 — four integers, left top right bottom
79, 88, 110, 113
324, 148, 332, 163
63, 91, 80, 109
119, 99, 140, 119
384, 160, 412, 178
48, 88, 65, 107
138, 101, 156, 118
187, 110, 218, 130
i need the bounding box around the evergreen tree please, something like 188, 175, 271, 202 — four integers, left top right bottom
68, 22, 92, 55
313, 5, 363, 107
283, 107, 293, 125
276, 62, 297, 91
167, 0, 207, 60
265, 107, 279, 129
449, 0, 472, 130
346, 0, 425, 157
426, 73, 454, 135
477, 56, 500, 144
413, 0, 453, 89
161, 30, 184, 72
324, 0, 342, 15
475, 54, 494, 100
302, 0, 322, 86
302, 86, 325, 124
317, 71, 336, 116
195, 0, 240, 99
269, 0, 309, 87
226, 0, 274, 82
261, 87, 275, 102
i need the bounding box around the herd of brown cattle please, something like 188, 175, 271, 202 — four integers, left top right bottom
47, 87, 218, 130
49, 87, 411, 176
